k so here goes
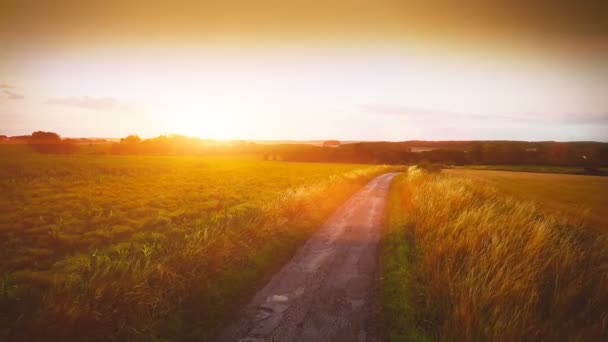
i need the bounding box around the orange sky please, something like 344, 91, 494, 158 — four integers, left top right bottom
1, 1, 607, 140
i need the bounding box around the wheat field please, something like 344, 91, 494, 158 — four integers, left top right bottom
382, 167, 608, 341
445, 168, 608, 232
0, 149, 395, 340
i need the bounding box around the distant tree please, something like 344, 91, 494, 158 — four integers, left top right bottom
599, 147, 608, 165
28, 131, 75, 154
121, 135, 142, 144
31, 131, 60, 140
9, 135, 32, 141
544, 142, 569, 165
111, 135, 143, 154
465, 142, 481, 164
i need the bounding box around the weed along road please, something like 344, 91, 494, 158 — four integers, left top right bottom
217, 173, 400, 342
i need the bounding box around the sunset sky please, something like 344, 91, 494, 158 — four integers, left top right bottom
1, 1, 607, 141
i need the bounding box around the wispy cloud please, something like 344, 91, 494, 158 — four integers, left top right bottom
0, 83, 24, 100
0, 89, 25, 100
44, 96, 130, 110
560, 112, 608, 124
361, 104, 608, 124
360, 104, 525, 121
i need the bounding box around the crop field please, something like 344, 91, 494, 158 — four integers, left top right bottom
460, 164, 608, 175
382, 167, 608, 341
444, 168, 608, 232
0, 149, 394, 340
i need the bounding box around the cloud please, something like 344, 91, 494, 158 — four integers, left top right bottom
360, 104, 522, 121
44, 96, 129, 110
0, 83, 24, 99
0, 89, 24, 100
361, 104, 608, 124
559, 112, 608, 124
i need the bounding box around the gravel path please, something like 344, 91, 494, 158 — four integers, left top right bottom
216, 173, 399, 342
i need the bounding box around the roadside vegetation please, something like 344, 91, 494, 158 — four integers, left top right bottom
0, 149, 396, 340
382, 166, 608, 341
380, 174, 430, 342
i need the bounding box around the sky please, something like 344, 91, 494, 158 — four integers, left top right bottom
1, 1, 607, 141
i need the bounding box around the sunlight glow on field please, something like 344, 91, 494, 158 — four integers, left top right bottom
1, 1, 607, 340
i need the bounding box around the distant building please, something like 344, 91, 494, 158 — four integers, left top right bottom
323, 140, 341, 148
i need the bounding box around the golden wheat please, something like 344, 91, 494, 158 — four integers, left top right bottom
401, 166, 608, 340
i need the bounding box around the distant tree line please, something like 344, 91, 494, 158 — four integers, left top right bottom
27, 131, 77, 154
0, 131, 109, 154
109, 134, 236, 155
270, 141, 608, 168
5, 131, 608, 168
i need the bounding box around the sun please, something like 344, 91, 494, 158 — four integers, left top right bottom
183, 112, 235, 140
180, 111, 233, 140
151, 99, 238, 140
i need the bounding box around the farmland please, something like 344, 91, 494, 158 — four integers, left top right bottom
381, 167, 608, 341
444, 168, 608, 232
460, 164, 608, 175
0, 148, 394, 340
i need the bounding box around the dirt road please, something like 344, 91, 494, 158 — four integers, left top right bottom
216, 172, 399, 342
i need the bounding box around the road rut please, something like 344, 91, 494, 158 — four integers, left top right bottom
216, 172, 399, 342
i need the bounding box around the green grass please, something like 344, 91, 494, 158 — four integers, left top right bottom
0, 148, 396, 340
380, 174, 432, 342
444, 169, 608, 232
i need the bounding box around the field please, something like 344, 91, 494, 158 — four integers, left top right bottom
381, 167, 608, 341
0, 148, 394, 340
444, 168, 608, 232
460, 164, 608, 175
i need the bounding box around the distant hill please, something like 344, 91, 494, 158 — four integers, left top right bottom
3, 132, 607, 169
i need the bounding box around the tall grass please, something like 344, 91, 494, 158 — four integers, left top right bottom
2, 161, 394, 341
388, 166, 608, 340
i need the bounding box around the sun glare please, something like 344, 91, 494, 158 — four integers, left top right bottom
150, 98, 238, 140
176, 108, 235, 140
